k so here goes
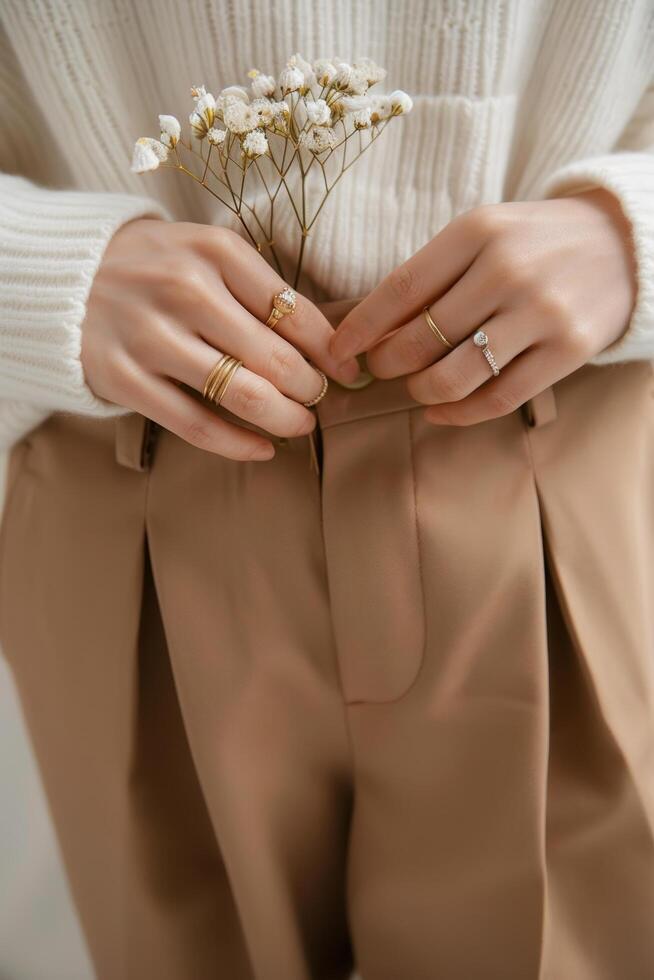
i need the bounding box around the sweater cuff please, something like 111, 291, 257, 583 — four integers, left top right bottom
0, 175, 171, 417
540, 153, 654, 365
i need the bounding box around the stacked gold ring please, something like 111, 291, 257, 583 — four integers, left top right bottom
203, 353, 243, 405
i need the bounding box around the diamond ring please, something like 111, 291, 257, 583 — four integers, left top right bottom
473, 329, 500, 377
265, 286, 297, 329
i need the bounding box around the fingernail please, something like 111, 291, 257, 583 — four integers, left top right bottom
252, 443, 275, 460
336, 358, 362, 384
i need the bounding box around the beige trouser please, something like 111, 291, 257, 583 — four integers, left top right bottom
1, 360, 653, 979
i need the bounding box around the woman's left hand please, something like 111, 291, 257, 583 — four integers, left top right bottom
329, 190, 637, 425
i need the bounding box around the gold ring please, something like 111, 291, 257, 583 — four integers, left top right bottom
422, 306, 454, 349
265, 286, 297, 329
203, 354, 243, 405
303, 368, 328, 407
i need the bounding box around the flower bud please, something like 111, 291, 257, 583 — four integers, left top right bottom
158, 114, 180, 148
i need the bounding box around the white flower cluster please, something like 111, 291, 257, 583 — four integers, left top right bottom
131, 53, 412, 172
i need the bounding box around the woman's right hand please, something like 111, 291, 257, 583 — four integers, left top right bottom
81, 218, 361, 461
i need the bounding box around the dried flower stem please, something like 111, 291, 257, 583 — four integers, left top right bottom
132, 57, 413, 286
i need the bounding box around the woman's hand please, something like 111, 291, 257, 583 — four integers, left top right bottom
329, 190, 637, 425
81, 219, 361, 460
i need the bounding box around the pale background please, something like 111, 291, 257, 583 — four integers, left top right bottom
0, 453, 94, 980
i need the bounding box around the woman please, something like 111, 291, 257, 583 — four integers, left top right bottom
1, 1, 653, 977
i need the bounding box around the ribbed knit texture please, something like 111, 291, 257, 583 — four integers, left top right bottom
0, 1, 653, 449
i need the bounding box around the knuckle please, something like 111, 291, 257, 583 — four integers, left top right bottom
203, 224, 248, 258
428, 403, 458, 425
230, 375, 268, 419
126, 315, 160, 363
464, 203, 507, 239
182, 419, 214, 450
532, 289, 569, 324
266, 342, 297, 382
486, 238, 518, 281
399, 326, 433, 365
159, 257, 206, 306
387, 261, 422, 306
533, 291, 591, 355
432, 364, 469, 402
205, 224, 235, 249
485, 388, 521, 416
91, 350, 126, 401
562, 321, 594, 359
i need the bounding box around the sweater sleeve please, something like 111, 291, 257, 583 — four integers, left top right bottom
0, 174, 170, 419
540, 85, 654, 366
0, 20, 173, 435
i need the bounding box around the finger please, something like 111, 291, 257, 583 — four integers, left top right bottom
154, 322, 318, 439
200, 229, 361, 384
155, 263, 327, 405
367, 256, 502, 379
422, 350, 550, 427
330, 210, 487, 361
197, 286, 330, 405
117, 360, 277, 461
406, 311, 536, 406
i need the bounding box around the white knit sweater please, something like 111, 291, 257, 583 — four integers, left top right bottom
1, 0, 653, 451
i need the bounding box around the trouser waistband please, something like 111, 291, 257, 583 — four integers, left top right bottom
115, 376, 557, 472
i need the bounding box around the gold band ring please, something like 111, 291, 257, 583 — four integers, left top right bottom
303, 368, 328, 407
203, 354, 243, 406
265, 286, 297, 329
422, 306, 454, 350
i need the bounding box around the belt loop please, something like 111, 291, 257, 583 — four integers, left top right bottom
115, 414, 159, 471
524, 386, 557, 428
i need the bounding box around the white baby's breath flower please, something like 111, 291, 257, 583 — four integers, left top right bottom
196, 92, 216, 124
271, 100, 290, 119
332, 61, 353, 91
353, 58, 387, 86
189, 112, 204, 137
266, 99, 290, 132
158, 114, 180, 147
305, 98, 331, 126
313, 58, 337, 86
250, 98, 276, 126
353, 107, 372, 129
131, 137, 167, 173
346, 68, 369, 95
190, 84, 207, 100
248, 70, 276, 99
389, 90, 413, 114
218, 85, 249, 106
242, 129, 269, 157
289, 52, 316, 90
332, 62, 369, 95
370, 95, 393, 123
223, 101, 260, 134
215, 87, 250, 120
207, 127, 226, 145
189, 92, 216, 137
338, 94, 372, 114
299, 125, 337, 154
279, 64, 304, 94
